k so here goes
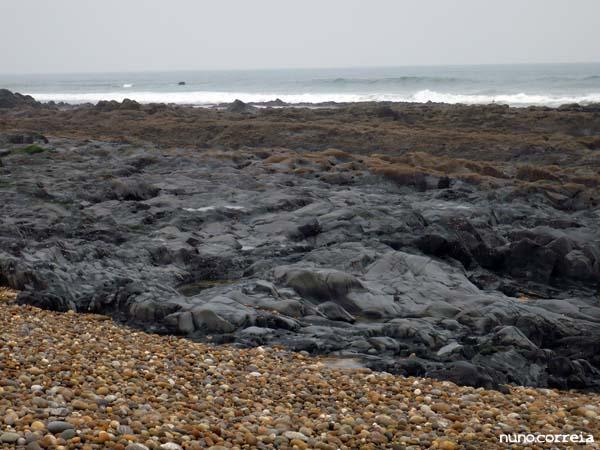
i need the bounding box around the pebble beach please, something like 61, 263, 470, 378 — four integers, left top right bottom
1, 287, 598, 449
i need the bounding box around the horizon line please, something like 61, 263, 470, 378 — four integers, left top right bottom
1, 61, 600, 77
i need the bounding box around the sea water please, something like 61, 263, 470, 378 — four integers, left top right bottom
1, 63, 600, 107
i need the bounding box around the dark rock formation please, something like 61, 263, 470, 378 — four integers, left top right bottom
227, 99, 255, 113
1, 100, 600, 392
0, 89, 39, 108
96, 98, 141, 111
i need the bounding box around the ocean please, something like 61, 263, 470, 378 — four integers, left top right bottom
1, 63, 600, 107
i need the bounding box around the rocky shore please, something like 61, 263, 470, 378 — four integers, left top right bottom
1, 288, 599, 449
1, 92, 600, 393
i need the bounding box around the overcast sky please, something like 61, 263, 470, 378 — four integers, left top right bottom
1, 0, 599, 74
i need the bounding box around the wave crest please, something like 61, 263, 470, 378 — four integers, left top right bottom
27, 89, 600, 107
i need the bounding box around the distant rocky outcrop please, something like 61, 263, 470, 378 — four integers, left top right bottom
260, 98, 287, 107
227, 99, 255, 113
95, 98, 141, 111
0, 89, 39, 109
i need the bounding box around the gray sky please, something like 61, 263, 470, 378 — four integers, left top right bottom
1, 0, 599, 73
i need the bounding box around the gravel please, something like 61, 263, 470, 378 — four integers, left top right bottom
1, 287, 598, 449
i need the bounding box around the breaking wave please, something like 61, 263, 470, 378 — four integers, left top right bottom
409, 90, 600, 106
27, 89, 600, 107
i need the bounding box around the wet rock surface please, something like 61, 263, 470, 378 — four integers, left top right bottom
1, 101, 600, 392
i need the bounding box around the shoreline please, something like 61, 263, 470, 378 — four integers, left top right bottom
11, 94, 600, 111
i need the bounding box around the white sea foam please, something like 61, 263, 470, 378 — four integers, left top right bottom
410, 89, 600, 106
122, 83, 133, 88
27, 89, 600, 107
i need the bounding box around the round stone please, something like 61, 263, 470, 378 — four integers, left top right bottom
30, 421, 46, 432
3, 412, 18, 426
409, 415, 426, 424
60, 429, 77, 440
0, 432, 20, 444
438, 439, 458, 450
47, 421, 75, 434
283, 431, 308, 441
97, 431, 111, 443
374, 414, 394, 426
160, 443, 183, 450
125, 445, 150, 450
